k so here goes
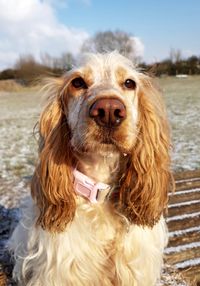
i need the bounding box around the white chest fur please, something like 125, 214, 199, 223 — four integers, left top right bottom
9, 199, 167, 286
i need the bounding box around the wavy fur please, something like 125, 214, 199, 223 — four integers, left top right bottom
9, 52, 173, 285
119, 76, 173, 226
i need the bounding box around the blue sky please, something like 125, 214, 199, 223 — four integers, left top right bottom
57, 0, 200, 61
0, 0, 199, 69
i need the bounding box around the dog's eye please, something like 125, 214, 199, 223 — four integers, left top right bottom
124, 79, 136, 90
71, 77, 87, 89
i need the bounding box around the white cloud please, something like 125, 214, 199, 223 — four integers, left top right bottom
0, 0, 89, 70
132, 37, 144, 58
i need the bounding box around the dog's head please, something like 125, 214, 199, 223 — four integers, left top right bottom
32, 52, 173, 232
66, 53, 138, 155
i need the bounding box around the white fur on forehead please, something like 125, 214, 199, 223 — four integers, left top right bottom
76, 51, 137, 71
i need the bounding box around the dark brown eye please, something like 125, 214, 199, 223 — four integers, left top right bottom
124, 79, 136, 90
71, 77, 87, 89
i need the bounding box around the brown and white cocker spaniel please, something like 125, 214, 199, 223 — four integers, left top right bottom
10, 52, 173, 286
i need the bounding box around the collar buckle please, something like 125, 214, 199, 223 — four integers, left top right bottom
73, 169, 110, 203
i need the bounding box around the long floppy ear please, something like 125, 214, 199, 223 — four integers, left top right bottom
31, 78, 76, 232
119, 75, 174, 227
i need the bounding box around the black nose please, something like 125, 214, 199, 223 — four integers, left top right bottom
89, 98, 126, 128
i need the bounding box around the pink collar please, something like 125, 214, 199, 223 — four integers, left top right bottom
73, 169, 110, 203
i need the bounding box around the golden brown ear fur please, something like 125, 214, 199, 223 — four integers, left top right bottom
119, 75, 174, 227
31, 79, 76, 232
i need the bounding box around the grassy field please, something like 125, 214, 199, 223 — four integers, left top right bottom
0, 90, 41, 207
0, 76, 200, 206
159, 76, 200, 171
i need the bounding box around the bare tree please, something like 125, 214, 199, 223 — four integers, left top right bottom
59, 53, 75, 70
41, 52, 75, 71
81, 30, 138, 62
40, 52, 54, 69
169, 48, 182, 63
15, 55, 48, 84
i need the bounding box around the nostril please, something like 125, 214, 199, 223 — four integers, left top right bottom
89, 105, 98, 118
114, 109, 120, 118
98, 108, 105, 118
114, 109, 125, 119
89, 106, 105, 119
117, 108, 126, 120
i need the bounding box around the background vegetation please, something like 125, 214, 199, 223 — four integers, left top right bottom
0, 30, 200, 85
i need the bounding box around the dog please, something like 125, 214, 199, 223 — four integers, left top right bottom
9, 52, 173, 286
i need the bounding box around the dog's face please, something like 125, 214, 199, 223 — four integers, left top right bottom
63, 53, 140, 155
32, 52, 173, 232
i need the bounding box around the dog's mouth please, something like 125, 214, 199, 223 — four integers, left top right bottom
72, 122, 132, 155
100, 129, 115, 145
101, 138, 113, 144
98, 131, 131, 154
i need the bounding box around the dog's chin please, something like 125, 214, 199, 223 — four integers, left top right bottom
107, 139, 131, 155
74, 138, 130, 157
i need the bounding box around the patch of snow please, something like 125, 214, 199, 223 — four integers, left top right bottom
175, 257, 200, 269
176, 177, 200, 184
165, 241, 200, 254
169, 199, 200, 208
176, 75, 188, 78
169, 188, 200, 196
166, 211, 200, 222
169, 226, 200, 238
